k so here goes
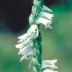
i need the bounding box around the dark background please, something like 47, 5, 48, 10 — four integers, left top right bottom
0, 0, 72, 72
0, 0, 69, 33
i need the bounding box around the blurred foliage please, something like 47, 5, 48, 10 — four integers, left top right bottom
0, 0, 72, 72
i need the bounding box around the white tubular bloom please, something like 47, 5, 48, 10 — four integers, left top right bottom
42, 59, 58, 72
42, 69, 58, 72
42, 59, 58, 69
36, 18, 52, 29
36, 5, 54, 29
28, 59, 58, 70
15, 25, 39, 62
39, 12, 54, 20
15, 43, 23, 49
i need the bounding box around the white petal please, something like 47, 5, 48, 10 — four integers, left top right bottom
42, 5, 53, 12
18, 43, 34, 55
42, 59, 57, 65
20, 55, 26, 62
42, 59, 58, 69
18, 47, 31, 55
23, 38, 33, 47
27, 34, 38, 40
27, 25, 39, 38
29, 25, 38, 32
39, 11, 54, 20
18, 33, 27, 39
42, 69, 58, 72
21, 48, 33, 55
20, 51, 33, 61
29, 13, 33, 24
28, 25, 38, 33
42, 64, 58, 69
18, 47, 28, 55
18, 32, 31, 40
18, 25, 38, 41
18, 39, 23, 43
45, 24, 52, 29
36, 18, 52, 26
26, 50, 33, 57
27, 25, 37, 33
15, 43, 23, 49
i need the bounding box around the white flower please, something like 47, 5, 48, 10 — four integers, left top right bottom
18, 25, 38, 40
15, 25, 39, 62
41, 59, 58, 72
27, 24, 39, 36
18, 33, 31, 40
15, 43, 23, 49
42, 59, 58, 69
36, 5, 54, 29
42, 59, 57, 65
20, 50, 33, 61
28, 59, 58, 71
42, 69, 58, 72
36, 17, 52, 29
39, 12, 54, 20
18, 42, 34, 55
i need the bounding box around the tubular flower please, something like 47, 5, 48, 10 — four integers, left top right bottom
42, 69, 58, 72
28, 59, 58, 72
36, 5, 54, 29
41, 59, 58, 72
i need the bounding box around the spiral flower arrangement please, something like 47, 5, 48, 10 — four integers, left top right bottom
15, 0, 58, 72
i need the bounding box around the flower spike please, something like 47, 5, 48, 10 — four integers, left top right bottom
15, 0, 58, 72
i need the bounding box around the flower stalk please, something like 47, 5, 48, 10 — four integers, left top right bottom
15, 0, 58, 72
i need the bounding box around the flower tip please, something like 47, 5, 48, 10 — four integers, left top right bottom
54, 59, 57, 63
17, 37, 20, 39
18, 40, 22, 43
18, 52, 20, 55
49, 25, 52, 29
15, 45, 18, 48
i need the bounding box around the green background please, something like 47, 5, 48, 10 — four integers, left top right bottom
0, 1, 72, 72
